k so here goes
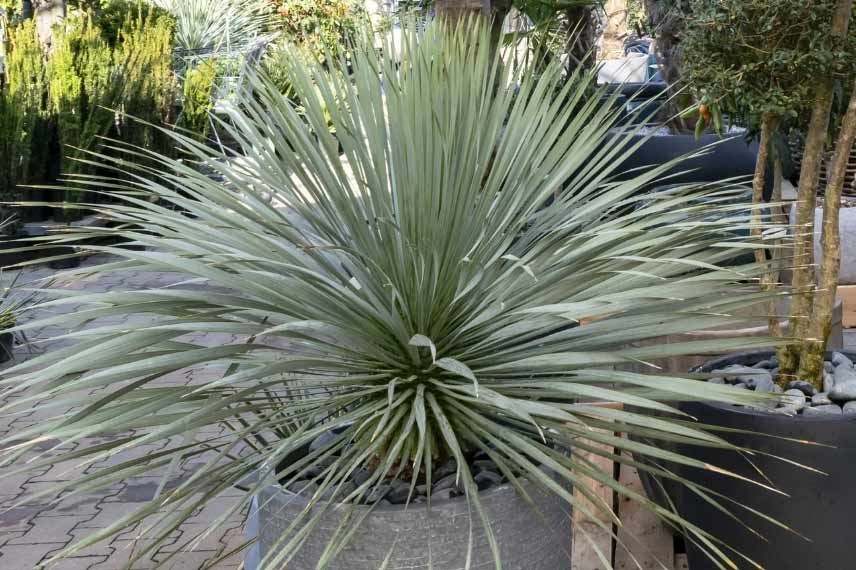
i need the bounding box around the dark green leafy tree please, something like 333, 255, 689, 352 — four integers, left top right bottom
682, 0, 856, 387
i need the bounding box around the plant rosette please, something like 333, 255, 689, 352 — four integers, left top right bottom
0, 22, 793, 570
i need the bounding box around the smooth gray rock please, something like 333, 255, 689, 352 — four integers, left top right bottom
434, 459, 457, 479
803, 404, 843, 416
290, 480, 318, 495
772, 405, 800, 416
824, 361, 836, 374
787, 380, 818, 397
830, 381, 856, 402
432, 474, 461, 493
833, 365, 856, 385
711, 365, 771, 385
824, 371, 835, 393
474, 471, 504, 490
783, 389, 807, 410
812, 392, 833, 406
365, 484, 392, 504
386, 481, 413, 505
754, 360, 775, 369
832, 352, 854, 369
844, 401, 856, 415
754, 377, 778, 393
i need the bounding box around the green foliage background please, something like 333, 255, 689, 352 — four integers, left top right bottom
682, 0, 856, 134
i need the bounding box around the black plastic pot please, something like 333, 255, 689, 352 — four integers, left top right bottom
0, 332, 13, 363
674, 351, 856, 570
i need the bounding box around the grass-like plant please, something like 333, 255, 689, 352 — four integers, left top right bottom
2, 21, 785, 570
151, 0, 274, 54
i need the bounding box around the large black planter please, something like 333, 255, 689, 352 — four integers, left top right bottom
674, 351, 856, 570
614, 131, 761, 192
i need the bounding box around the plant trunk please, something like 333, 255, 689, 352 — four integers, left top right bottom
752, 114, 784, 355
435, 0, 489, 22
32, 0, 65, 51
780, 0, 854, 379
565, 6, 597, 72
644, 0, 687, 128
799, 78, 856, 388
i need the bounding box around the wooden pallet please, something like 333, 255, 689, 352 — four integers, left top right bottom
570, 443, 683, 570
840, 285, 856, 328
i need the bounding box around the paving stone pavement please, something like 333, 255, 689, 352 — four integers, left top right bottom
0, 255, 249, 570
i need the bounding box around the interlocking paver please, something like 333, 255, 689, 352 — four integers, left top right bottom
0, 255, 248, 568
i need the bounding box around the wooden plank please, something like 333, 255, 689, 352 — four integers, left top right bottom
613, 459, 675, 570
571, 442, 616, 570
839, 285, 856, 328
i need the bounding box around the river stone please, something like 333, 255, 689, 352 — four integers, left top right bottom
711, 365, 770, 385
290, 480, 318, 494
754, 359, 776, 370
434, 459, 457, 479
830, 381, 856, 402
432, 474, 462, 493
834, 365, 856, 385
783, 389, 807, 410
812, 392, 833, 406
824, 371, 835, 393
386, 481, 413, 505
803, 404, 843, 416
825, 361, 836, 374
786, 380, 818, 397
474, 471, 504, 491
754, 377, 778, 393
365, 484, 391, 504
845, 402, 856, 414
832, 352, 854, 369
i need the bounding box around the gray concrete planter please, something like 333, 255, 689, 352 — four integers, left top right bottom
812, 205, 856, 285
247, 474, 571, 570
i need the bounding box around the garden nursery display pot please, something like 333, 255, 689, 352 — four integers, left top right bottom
613, 131, 760, 191
250, 473, 571, 570
673, 351, 856, 570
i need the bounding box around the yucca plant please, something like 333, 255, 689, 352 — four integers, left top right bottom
151, 0, 274, 54
2, 21, 787, 570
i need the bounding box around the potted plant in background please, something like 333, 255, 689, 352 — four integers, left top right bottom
606, 0, 763, 190
635, 1, 856, 569
1, 21, 788, 570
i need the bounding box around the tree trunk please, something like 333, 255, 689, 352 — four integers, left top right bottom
601, 0, 628, 60
781, 0, 854, 379
435, 0, 489, 22
32, 0, 65, 51
799, 77, 856, 387
644, 0, 689, 128
752, 113, 784, 366
565, 6, 597, 72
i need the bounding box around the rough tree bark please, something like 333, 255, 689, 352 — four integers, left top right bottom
799, 78, 856, 386
435, 0, 490, 22
644, 0, 688, 128
565, 6, 598, 71
752, 113, 784, 349
27, 0, 65, 51
781, 0, 853, 381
